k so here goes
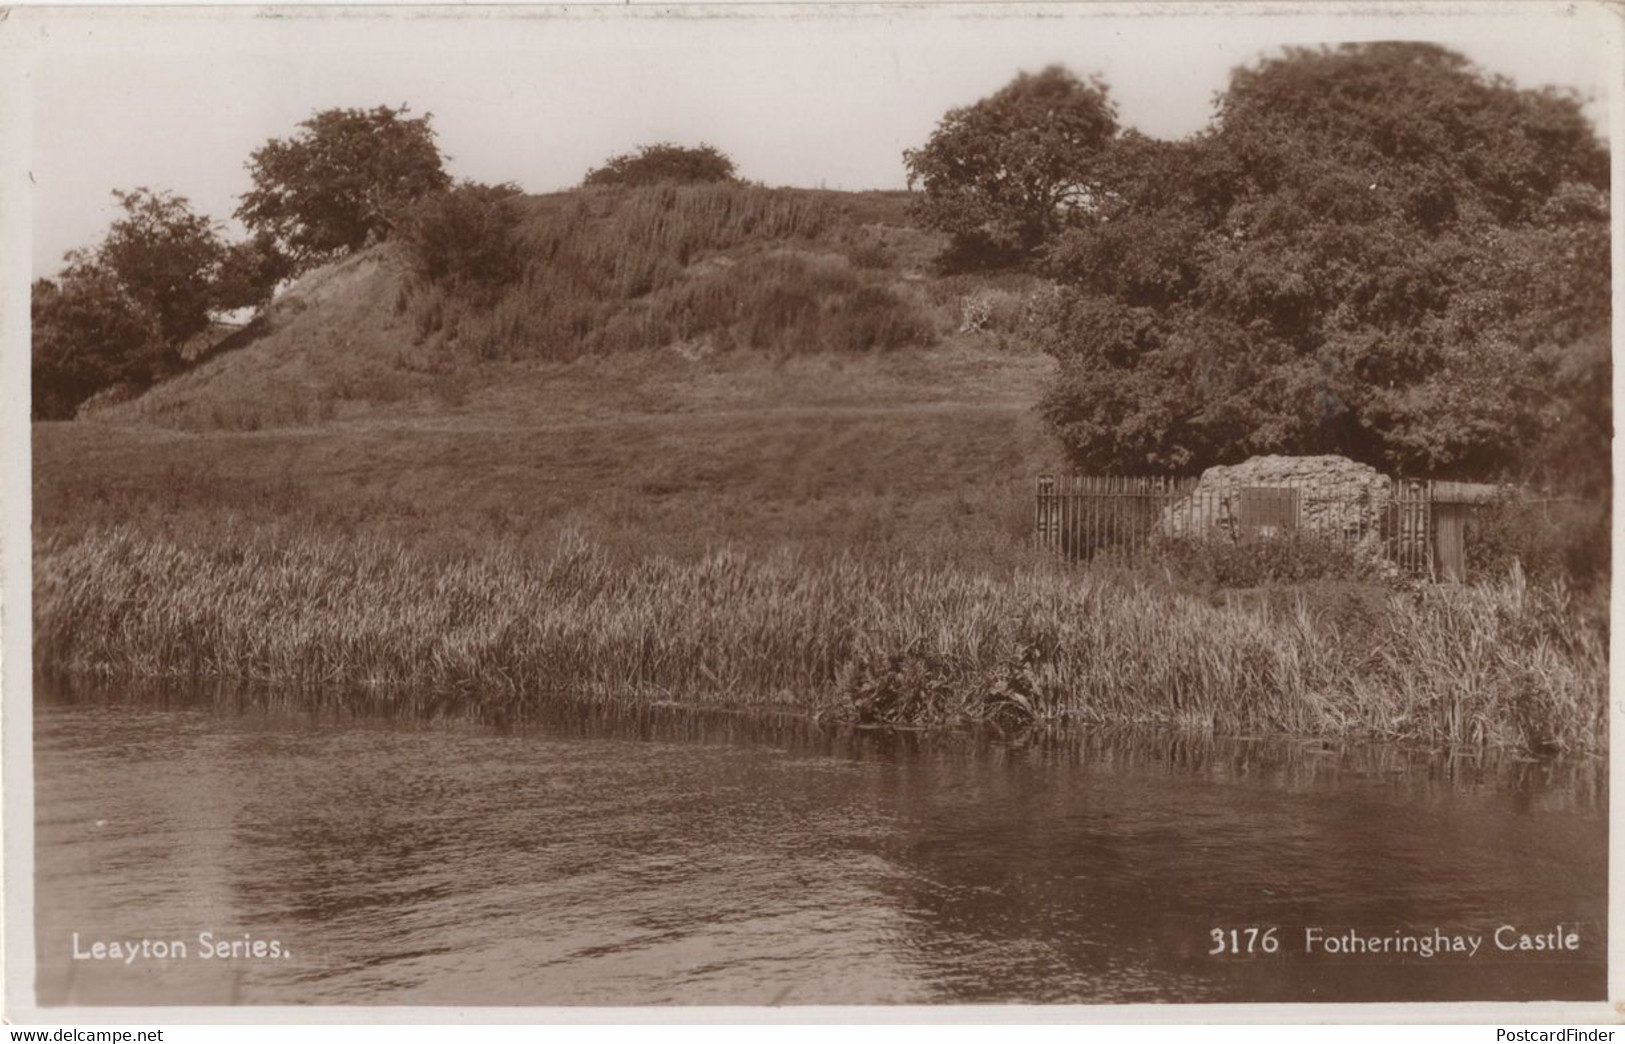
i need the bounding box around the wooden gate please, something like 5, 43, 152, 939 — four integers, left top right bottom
1433, 504, 1468, 582
1429, 481, 1501, 582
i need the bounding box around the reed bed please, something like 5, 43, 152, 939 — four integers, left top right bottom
34, 524, 1607, 753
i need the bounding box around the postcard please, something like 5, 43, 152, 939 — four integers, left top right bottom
2, 1, 1616, 1024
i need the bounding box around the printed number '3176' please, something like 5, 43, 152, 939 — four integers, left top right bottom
1209, 927, 1280, 955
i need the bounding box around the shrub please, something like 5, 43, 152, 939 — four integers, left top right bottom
398, 182, 526, 302
829, 284, 934, 353
1466, 495, 1609, 587
1150, 533, 1385, 588
1031, 46, 1607, 478
583, 143, 738, 188
957, 288, 1032, 334
32, 189, 230, 419
844, 237, 894, 271
31, 270, 162, 420
656, 256, 935, 355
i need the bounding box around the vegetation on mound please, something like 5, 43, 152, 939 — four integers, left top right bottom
40, 110, 966, 423
40, 45, 1609, 500
34, 525, 1606, 754
85, 249, 418, 432
398, 182, 943, 361
583, 142, 738, 188
34, 105, 451, 420
72, 181, 1002, 432
905, 65, 1118, 267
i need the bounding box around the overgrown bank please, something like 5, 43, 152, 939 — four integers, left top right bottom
34, 524, 1607, 754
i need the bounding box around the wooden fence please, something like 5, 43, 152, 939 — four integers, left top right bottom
1034, 474, 1450, 577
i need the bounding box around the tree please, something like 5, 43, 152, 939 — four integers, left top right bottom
32, 189, 233, 419
582, 143, 738, 188
903, 65, 1119, 267
1034, 44, 1609, 485
99, 188, 227, 346
31, 265, 160, 420
211, 231, 297, 313
237, 105, 451, 269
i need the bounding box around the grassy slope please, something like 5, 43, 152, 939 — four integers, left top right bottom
40, 187, 1063, 566
39, 345, 1061, 564
97, 249, 413, 431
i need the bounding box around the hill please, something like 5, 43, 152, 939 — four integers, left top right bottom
40, 184, 1065, 566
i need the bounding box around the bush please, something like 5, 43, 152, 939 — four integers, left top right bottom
843, 237, 894, 271
583, 143, 738, 188
1030, 45, 1607, 478
957, 287, 1033, 335
1150, 533, 1385, 588
399, 182, 526, 302
1466, 495, 1609, 587
32, 189, 232, 419
31, 270, 163, 420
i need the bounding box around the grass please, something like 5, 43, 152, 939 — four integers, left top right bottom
36, 183, 1607, 755
34, 523, 1607, 753
407, 184, 935, 360
92, 250, 418, 432
39, 342, 1062, 565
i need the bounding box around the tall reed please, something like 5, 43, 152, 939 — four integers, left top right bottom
33, 525, 1607, 753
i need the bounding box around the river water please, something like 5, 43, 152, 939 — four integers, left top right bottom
35, 683, 1606, 1007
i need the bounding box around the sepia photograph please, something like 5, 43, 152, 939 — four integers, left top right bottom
1, 0, 1616, 1021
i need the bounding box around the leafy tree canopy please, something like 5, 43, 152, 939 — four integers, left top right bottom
904, 65, 1119, 267
583, 143, 738, 188
237, 105, 451, 269
32, 189, 236, 419
31, 267, 159, 421
1031, 43, 1609, 489
99, 188, 226, 346
211, 231, 297, 314
31, 189, 300, 420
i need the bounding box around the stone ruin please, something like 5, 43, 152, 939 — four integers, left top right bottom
1158, 455, 1400, 551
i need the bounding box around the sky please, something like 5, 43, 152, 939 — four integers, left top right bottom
15, 3, 1619, 278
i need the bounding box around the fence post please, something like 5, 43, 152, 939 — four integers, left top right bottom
1036, 474, 1055, 553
